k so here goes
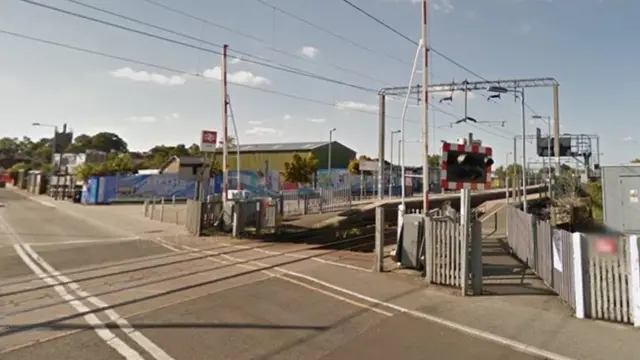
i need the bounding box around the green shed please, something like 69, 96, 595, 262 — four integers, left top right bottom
214, 141, 356, 172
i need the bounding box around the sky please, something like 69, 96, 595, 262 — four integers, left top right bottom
1, 0, 638, 168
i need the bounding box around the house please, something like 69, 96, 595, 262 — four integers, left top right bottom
158, 155, 206, 179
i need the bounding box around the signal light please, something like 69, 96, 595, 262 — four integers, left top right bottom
440, 142, 493, 190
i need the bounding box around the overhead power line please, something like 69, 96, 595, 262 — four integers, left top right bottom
18, 0, 378, 93
337, 0, 543, 118
254, 0, 410, 66
338, 0, 489, 82
136, 0, 393, 87
0, 29, 424, 124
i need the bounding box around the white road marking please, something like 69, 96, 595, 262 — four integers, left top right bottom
0, 215, 175, 360
219, 242, 371, 272
10, 243, 145, 360
185, 242, 576, 360
18, 189, 574, 360
26, 237, 142, 246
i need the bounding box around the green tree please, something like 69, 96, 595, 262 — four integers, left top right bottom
428, 154, 441, 167
283, 154, 318, 184
89, 132, 128, 153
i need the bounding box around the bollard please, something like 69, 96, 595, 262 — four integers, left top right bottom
160, 197, 165, 222
150, 197, 156, 220
373, 206, 385, 272
143, 200, 150, 217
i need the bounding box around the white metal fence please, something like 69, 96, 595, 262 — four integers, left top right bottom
506, 205, 640, 327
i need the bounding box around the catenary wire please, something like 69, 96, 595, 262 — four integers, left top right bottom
17, 0, 378, 93
337, 0, 542, 116
253, 0, 411, 66
0, 29, 424, 125
136, 0, 396, 86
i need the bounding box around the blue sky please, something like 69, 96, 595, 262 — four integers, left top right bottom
0, 0, 637, 168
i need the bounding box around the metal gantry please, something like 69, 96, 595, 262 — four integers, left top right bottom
377, 77, 561, 208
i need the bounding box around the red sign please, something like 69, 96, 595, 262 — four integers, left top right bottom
200, 130, 218, 152
594, 237, 617, 255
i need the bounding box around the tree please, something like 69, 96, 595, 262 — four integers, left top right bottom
283, 154, 318, 184
428, 154, 441, 167
632, 159, 640, 163
89, 132, 128, 153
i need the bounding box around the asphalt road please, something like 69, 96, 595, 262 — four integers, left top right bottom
0, 189, 545, 360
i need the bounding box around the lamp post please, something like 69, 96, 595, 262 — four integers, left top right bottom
488, 86, 528, 213
32, 122, 60, 169
505, 152, 512, 202
33, 122, 67, 199
389, 130, 400, 198
532, 115, 553, 197
328, 128, 336, 188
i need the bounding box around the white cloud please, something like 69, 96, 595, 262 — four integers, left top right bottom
308, 118, 326, 123
283, 114, 292, 120
229, 57, 242, 64
336, 101, 378, 112
202, 66, 270, 87
245, 126, 281, 136
623, 136, 634, 142
129, 116, 157, 123
300, 46, 319, 59
248, 120, 263, 125
110, 67, 186, 86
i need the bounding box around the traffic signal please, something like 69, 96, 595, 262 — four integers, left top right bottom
440, 142, 493, 190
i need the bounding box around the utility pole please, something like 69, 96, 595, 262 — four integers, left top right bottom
421, 0, 430, 212
221, 44, 229, 205
520, 90, 527, 213
227, 95, 241, 190
377, 94, 385, 200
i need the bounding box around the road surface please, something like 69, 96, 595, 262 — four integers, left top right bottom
0, 189, 551, 359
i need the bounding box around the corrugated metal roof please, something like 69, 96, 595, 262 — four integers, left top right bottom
218, 141, 329, 153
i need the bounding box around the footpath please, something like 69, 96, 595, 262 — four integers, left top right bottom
12, 188, 640, 360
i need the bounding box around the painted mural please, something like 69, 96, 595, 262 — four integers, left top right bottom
81, 168, 417, 204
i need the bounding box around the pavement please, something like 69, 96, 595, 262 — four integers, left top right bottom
0, 188, 638, 360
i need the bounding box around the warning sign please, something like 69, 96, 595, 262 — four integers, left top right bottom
631, 189, 639, 203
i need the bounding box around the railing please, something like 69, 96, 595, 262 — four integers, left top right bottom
506, 206, 577, 308
279, 186, 356, 216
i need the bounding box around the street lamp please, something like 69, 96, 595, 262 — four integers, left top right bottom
389, 130, 400, 198
328, 128, 336, 188
532, 115, 553, 195
32, 122, 59, 168
488, 86, 528, 213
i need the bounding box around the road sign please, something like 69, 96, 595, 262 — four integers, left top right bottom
359, 160, 378, 172
200, 130, 218, 153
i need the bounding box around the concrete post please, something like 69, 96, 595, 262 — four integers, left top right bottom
424, 215, 433, 284
460, 188, 471, 296
373, 206, 385, 272
471, 220, 483, 295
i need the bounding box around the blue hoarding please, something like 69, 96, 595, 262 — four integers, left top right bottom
83, 174, 218, 204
